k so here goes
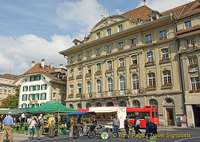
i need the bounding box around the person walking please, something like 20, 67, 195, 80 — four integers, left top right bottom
48, 116, 55, 138
28, 116, 36, 139
69, 116, 74, 140
77, 115, 83, 136
134, 116, 141, 134
113, 115, 120, 138
37, 114, 44, 140
0, 112, 14, 142
145, 116, 157, 142
124, 116, 130, 139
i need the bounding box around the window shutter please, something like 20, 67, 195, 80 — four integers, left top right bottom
28, 104, 29, 108
29, 86, 30, 91
40, 93, 42, 100
25, 104, 27, 108
26, 95, 27, 101
44, 93, 46, 100
28, 94, 30, 101
22, 95, 23, 101
23, 87, 24, 92
39, 75, 41, 80
37, 94, 40, 100
21, 104, 23, 108
41, 85, 43, 90
32, 94, 35, 100
45, 84, 47, 90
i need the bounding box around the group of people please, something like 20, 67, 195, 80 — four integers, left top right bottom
113, 115, 157, 141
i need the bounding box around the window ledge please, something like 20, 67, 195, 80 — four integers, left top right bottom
159, 58, 171, 64
145, 61, 155, 67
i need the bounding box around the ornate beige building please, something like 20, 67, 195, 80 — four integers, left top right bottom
60, 1, 200, 126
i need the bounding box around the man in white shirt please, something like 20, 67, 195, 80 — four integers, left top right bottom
134, 116, 141, 134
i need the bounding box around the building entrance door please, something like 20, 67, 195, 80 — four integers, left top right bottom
166, 108, 174, 125
193, 105, 200, 127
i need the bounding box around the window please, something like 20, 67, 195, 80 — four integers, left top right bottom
78, 54, 82, 61
78, 68, 82, 75
33, 76, 37, 81
133, 74, 139, 89
4, 87, 7, 92
96, 49, 101, 55
87, 51, 91, 57
119, 101, 126, 107
147, 51, 154, 62
148, 73, 156, 86
163, 70, 171, 84
188, 57, 197, 65
160, 30, 167, 39
71, 56, 74, 63
191, 77, 200, 90
146, 34, 152, 43
78, 84, 82, 94
185, 21, 192, 29
77, 103, 82, 109
70, 69, 74, 76
161, 49, 169, 59
107, 61, 112, 69
4, 94, 6, 98
107, 28, 111, 36
133, 100, 140, 108
97, 80, 101, 93
119, 42, 124, 49
186, 39, 195, 47
87, 81, 91, 94
97, 32, 101, 39
118, 24, 123, 32
70, 85, 74, 94
97, 63, 101, 71
86, 103, 91, 108
69, 104, 74, 109
131, 38, 136, 45
107, 45, 112, 52
131, 55, 137, 64
88, 65, 91, 73
149, 99, 158, 106
188, 57, 198, 72
119, 58, 125, 66
120, 76, 126, 91
108, 78, 113, 92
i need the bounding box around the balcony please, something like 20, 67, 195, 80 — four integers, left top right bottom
159, 58, 171, 64
76, 74, 82, 79
94, 70, 102, 76
68, 76, 74, 81
145, 61, 155, 67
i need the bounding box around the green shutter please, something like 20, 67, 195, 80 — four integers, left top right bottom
38, 85, 40, 90
28, 104, 29, 108
21, 104, 23, 108
29, 86, 30, 91
32, 94, 35, 100
22, 95, 24, 101
44, 93, 46, 100
23, 87, 24, 92
28, 94, 30, 101
32, 104, 35, 108
41, 85, 43, 90
39, 75, 41, 80
45, 84, 47, 90
37, 94, 40, 100
40, 93, 42, 100
25, 104, 27, 108
26, 95, 27, 101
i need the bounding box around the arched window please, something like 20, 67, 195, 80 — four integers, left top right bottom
97, 80, 101, 93
119, 101, 126, 107
165, 98, 174, 104
108, 78, 113, 92
149, 99, 158, 107
69, 104, 74, 109
86, 103, 91, 108
77, 103, 82, 109
163, 70, 171, 84
120, 76, 126, 90
87, 81, 91, 94
106, 102, 114, 106
96, 102, 102, 106
133, 100, 140, 108
133, 74, 139, 89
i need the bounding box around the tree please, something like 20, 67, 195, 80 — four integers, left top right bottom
0, 88, 19, 108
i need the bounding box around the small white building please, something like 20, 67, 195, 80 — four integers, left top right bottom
15, 59, 67, 108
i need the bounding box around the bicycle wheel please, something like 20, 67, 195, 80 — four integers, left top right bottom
88, 131, 96, 139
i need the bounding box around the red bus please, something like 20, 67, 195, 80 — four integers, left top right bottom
127, 105, 159, 128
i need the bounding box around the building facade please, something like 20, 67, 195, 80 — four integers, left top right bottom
60, 0, 200, 126
0, 74, 20, 104
176, 0, 200, 127
15, 60, 67, 108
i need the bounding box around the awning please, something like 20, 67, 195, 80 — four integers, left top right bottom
67, 111, 96, 116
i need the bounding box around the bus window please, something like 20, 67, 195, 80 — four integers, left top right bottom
139, 112, 150, 119
152, 112, 158, 118
127, 112, 139, 119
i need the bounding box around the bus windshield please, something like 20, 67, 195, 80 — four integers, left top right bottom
152, 112, 158, 118
127, 112, 150, 119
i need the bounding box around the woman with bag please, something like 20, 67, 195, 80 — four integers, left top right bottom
28, 116, 36, 139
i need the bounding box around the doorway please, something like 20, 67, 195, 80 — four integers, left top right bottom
166, 108, 174, 125
193, 105, 200, 127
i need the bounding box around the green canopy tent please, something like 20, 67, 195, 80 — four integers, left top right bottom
26, 101, 78, 113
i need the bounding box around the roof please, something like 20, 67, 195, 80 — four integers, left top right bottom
122, 5, 153, 23
161, 0, 200, 19
0, 74, 21, 80
23, 63, 66, 82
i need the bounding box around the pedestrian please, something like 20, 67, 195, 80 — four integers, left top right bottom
48, 115, 55, 138
37, 114, 44, 140
124, 116, 130, 139
69, 116, 74, 140
28, 116, 36, 139
145, 116, 157, 142
134, 116, 141, 134
0, 112, 14, 142
77, 115, 83, 136
113, 115, 120, 138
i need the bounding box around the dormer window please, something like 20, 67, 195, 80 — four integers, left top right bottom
185, 21, 192, 29
97, 32, 101, 39
150, 11, 160, 21
107, 28, 111, 36
118, 25, 123, 32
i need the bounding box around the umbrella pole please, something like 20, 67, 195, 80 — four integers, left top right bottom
57, 112, 59, 136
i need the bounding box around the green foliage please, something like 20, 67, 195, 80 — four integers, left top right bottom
0, 87, 19, 108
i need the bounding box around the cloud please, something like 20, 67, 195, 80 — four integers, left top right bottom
138, 0, 192, 12
55, 0, 108, 34
0, 34, 73, 75
112, 9, 123, 15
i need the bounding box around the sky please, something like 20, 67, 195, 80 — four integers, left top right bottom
0, 0, 193, 75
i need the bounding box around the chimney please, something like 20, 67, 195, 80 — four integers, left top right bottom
32, 61, 35, 67
50, 63, 53, 69
59, 64, 63, 69
41, 59, 45, 68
